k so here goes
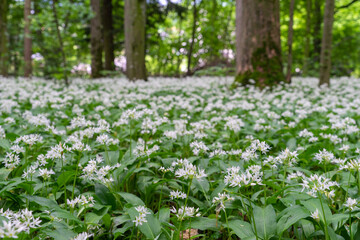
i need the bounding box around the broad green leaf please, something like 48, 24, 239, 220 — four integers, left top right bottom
117, 192, 145, 206
277, 205, 309, 234
57, 170, 75, 188
227, 219, 255, 239
128, 207, 161, 239
94, 183, 116, 209
302, 198, 332, 225
253, 205, 276, 240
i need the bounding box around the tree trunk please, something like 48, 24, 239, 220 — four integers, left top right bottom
286, 0, 296, 83
303, 0, 312, 76
319, 0, 335, 86
90, 0, 103, 78
103, 0, 115, 71
312, 0, 322, 64
0, 0, 8, 77
187, 0, 198, 76
125, 0, 147, 81
235, 0, 284, 88
24, 0, 32, 77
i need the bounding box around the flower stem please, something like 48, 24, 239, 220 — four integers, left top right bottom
318, 192, 329, 240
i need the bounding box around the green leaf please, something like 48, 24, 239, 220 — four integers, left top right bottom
302, 198, 332, 225
57, 170, 75, 188
253, 205, 277, 240
51, 209, 82, 224
0, 168, 12, 181
128, 207, 161, 239
277, 205, 309, 234
183, 217, 218, 231
117, 192, 145, 206
0, 139, 11, 150
286, 138, 297, 150
94, 183, 116, 209
41, 222, 77, 240
26, 195, 61, 210
85, 206, 110, 225
158, 208, 170, 223
227, 220, 255, 239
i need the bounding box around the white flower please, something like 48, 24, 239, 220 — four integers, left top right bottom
72, 232, 94, 240
170, 206, 201, 220
170, 190, 187, 200
38, 168, 55, 180
344, 198, 358, 211
212, 193, 234, 212
311, 209, 320, 221
133, 215, 147, 226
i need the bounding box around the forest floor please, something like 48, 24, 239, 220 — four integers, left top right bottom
0, 76, 360, 239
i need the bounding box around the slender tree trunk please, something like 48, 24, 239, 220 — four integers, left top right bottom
303, 0, 312, 76
187, 0, 198, 76
125, 0, 147, 81
313, 0, 322, 64
286, 0, 296, 83
0, 0, 8, 77
319, 0, 335, 86
90, 0, 103, 78
52, 0, 69, 86
24, 0, 32, 77
103, 0, 115, 71
235, 0, 284, 88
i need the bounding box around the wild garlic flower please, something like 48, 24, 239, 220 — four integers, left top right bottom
0, 208, 41, 237
347, 159, 360, 171
224, 165, 263, 187
212, 193, 234, 212
96, 134, 119, 146
38, 168, 55, 180
81, 158, 119, 184
45, 143, 66, 160
250, 139, 271, 154
132, 206, 151, 226
0, 126, 5, 138
277, 148, 298, 166
344, 198, 358, 211
170, 206, 201, 220
314, 149, 335, 164
311, 209, 320, 221
190, 141, 209, 156
300, 174, 339, 199
10, 145, 25, 154
170, 190, 187, 200
173, 159, 207, 179
15, 134, 43, 146
133, 138, 159, 158
224, 116, 245, 132
3, 152, 20, 169
67, 195, 95, 209
72, 232, 94, 240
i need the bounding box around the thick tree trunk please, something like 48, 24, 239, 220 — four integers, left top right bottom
90, 0, 103, 78
303, 0, 312, 76
187, 0, 198, 75
286, 0, 296, 83
235, 0, 284, 88
313, 0, 322, 64
0, 0, 8, 77
103, 0, 115, 71
124, 0, 147, 81
24, 0, 32, 77
319, 0, 335, 86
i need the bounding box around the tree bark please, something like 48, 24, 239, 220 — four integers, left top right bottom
312, 0, 322, 64
125, 0, 147, 81
24, 0, 32, 77
0, 0, 8, 77
303, 0, 312, 76
103, 0, 115, 71
187, 0, 198, 75
286, 0, 296, 83
90, 0, 103, 78
319, 0, 335, 86
235, 0, 284, 88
